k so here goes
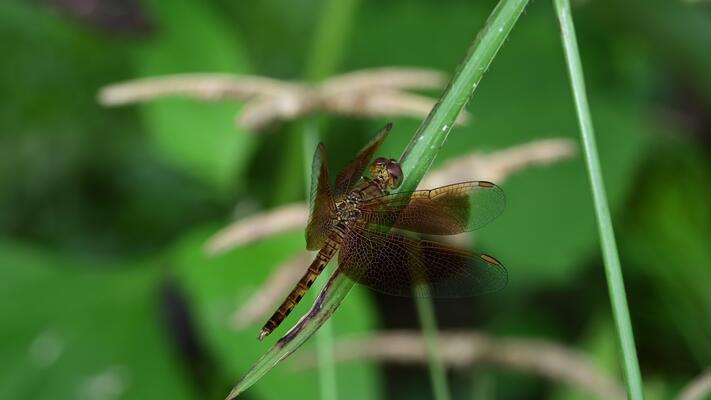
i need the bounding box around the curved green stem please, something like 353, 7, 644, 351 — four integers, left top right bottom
400, 1, 528, 398
414, 294, 451, 400
399, 0, 529, 190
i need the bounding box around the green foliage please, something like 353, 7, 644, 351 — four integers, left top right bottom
0, 242, 193, 400
2, 0, 711, 398
136, 0, 255, 191
622, 143, 711, 363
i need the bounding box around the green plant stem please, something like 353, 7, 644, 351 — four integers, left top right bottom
226, 0, 528, 397
471, 369, 496, 400
401, 1, 528, 399
301, 1, 360, 399
414, 295, 451, 400
553, 1, 645, 399
304, 0, 359, 82
398, 0, 529, 189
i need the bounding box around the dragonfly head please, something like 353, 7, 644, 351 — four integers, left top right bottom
369, 157, 403, 190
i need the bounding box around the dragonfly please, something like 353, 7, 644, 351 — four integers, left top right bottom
259, 123, 507, 340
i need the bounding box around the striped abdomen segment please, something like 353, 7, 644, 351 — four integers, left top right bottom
258, 240, 339, 340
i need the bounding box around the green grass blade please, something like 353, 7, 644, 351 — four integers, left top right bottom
304, 0, 359, 81
415, 295, 451, 400
401, 1, 528, 398
225, 0, 528, 397
399, 0, 529, 192
226, 270, 356, 400
553, 1, 645, 399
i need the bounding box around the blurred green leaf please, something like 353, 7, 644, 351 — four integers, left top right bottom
3, 0, 710, 397
135, 0, 255, 190
621, 142, 711, 364
0, 242, 193, 400
0, 2, 226, 255
169, 226, 381, 400
611, 0, 711, 107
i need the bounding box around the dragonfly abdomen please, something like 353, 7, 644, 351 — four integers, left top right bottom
258, 240, 340, 340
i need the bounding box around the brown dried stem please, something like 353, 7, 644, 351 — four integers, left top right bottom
324, 90, 470, 125
204, 203, 308, 256
678, 368, 711, 400
97, 68, 465, 132
419, 137, 576, 188
230, 251, 314, 330
292, 331, 625, 400
98, 73, 299, 105
237, 93, 313, 132
318, 67, 447, 94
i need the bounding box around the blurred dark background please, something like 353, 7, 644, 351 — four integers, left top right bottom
1, 0, 710, 399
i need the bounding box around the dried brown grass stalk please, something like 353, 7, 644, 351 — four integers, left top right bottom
230, 251, 313, 330
98, 74, 298, 104
324, 90, 469, 125
319, 68, 447, 94
98, 68, 465, 132
204, 203, 307, 256
293, 331, 625, 400
419, 137, 576, 188
678, 368, 711, 400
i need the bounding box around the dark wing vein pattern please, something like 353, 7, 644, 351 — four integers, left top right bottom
359, 181, 505, 235
338, 225, 507, 298
305, 143, 335, 250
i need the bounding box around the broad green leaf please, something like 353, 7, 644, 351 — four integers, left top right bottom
0, 242, 193, 400
621, 144, 711, 364
135, 0, 254, 190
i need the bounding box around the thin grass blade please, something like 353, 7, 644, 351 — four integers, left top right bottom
553, 0, 645, 399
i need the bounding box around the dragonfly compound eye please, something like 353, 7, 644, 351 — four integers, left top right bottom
386, 159, 403, 188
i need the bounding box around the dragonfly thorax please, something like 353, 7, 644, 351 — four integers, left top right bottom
335, 192, 363, 224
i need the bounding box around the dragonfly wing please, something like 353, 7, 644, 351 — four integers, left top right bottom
334, 123, 392, 196
338, 225, 507, 298
306, 143, 335, 250
359, 181, 505, 235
